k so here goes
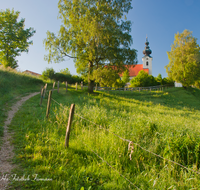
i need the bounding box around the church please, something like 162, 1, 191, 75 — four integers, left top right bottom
120, 37, 153, 80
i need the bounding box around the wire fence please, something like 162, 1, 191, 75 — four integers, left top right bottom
40, 84, 200, 189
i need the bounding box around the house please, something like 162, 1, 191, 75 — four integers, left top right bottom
120, 37, 153, 81
174, 82, 182, 87
23, 70, 41, 77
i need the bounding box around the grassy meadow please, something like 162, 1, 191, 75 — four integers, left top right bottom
0, 67, 44, 146
6, 83, 200, 189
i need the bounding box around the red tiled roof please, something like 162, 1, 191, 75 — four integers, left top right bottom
119, 64, 149, 77
23, 70, 41, 76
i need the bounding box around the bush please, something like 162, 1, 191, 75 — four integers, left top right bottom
41, 68, 55, 81
130, 70, 158, 87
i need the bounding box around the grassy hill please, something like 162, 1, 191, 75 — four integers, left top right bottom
6, 84, 200, 189
0, 66, 44, 143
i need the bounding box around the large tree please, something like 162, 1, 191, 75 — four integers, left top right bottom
166, 29, 200, 87
44, 0, 137, 93
0, 9, 36, 68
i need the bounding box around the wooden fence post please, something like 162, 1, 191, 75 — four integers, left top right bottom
65, 104, 75, 148
46, 90, 52, 118
40, 88, 44, 106
76, 82, 78, 91
52, 82, 55, 91
81, 81, 83, 90
66, 81, 68, 92
40, 86, 43, 95
95, 83, 97, 91
58, 81, 59, 93
44, 83, 47, 98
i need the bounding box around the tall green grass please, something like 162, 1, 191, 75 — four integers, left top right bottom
0, 66, 44, 145
8, 86, 200, 189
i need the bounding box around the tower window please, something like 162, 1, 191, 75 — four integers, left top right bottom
146, 61, 148, 66
146, 58, 148, 60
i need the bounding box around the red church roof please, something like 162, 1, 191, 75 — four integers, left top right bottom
119, 64, 149, 77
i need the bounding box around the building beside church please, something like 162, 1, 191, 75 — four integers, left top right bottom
23, 70, 41, 77
120, 37, 153, 80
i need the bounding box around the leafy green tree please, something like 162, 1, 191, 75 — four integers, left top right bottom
156, 73, 162, 85
60, 68, 71, 75
130, 70, 157, 87
162, 77, 175, 86
44, 0, 137, 93
121, 69, 130, 84
42, 68, 55, 81
115, 78, 126, 88
0, 9, 36, 68
93, 67, 121, 87
166, 29, 200, 87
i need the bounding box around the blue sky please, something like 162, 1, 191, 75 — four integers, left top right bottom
1, 0, 199, 78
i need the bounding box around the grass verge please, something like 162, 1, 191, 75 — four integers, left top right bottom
0, 67, 45, 147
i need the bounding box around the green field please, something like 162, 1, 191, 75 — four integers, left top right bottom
4, 79, 200, 189
1, 68, 200, 189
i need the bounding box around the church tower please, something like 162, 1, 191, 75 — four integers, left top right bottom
142, 37, 153, 75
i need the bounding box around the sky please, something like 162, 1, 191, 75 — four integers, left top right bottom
1, 0, 200, 78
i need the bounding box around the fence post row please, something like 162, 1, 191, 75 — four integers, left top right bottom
65, 104, 75, 148
46, 90, 52, 118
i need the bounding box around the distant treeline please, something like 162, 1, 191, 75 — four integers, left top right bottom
41, 68, 84, 84
129, 71, 174, 87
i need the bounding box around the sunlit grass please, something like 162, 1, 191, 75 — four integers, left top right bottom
8, 86, 200, 189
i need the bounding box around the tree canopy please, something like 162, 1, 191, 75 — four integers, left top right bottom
42, 68, 55, 81
166, 29, 200, 87
60, 68, 71, 75
130, 70, 157, 87
0, 9, 35, 68
93, 67, 121, 87
44, 0, 137, 92
121, 69, 130, 84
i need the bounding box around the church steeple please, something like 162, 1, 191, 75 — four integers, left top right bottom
143, 37, 152, 57
142, 37, 153, 75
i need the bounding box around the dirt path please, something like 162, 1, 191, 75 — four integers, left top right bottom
0, 92, 40, 190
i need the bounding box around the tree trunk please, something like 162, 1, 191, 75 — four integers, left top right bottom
88, 61, 94, 93
88, 80, 95, 93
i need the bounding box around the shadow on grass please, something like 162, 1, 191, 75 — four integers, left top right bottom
93, 87, 200, 111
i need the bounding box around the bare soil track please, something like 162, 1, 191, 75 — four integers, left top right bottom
0, 92, 39, 190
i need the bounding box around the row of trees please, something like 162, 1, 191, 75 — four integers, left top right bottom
41, 68, 83, 84
1, 7, 200, 91
130, 71, 174, 87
